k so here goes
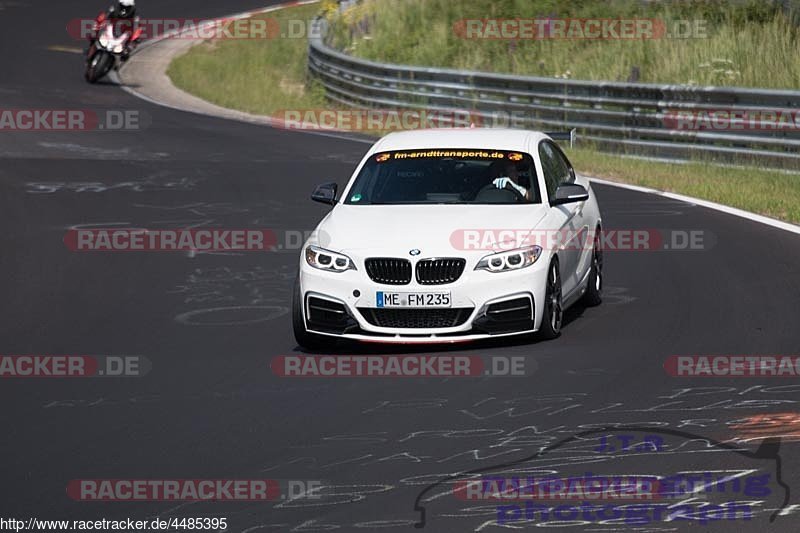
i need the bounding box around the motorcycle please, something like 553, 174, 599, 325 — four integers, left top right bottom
85, 15, 142, 83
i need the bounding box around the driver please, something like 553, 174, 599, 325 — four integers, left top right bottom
489, 160, 530, 200
88, 0, 139, 62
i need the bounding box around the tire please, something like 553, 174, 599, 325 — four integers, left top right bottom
292, 278, 330, 351
537, 258, 563, 340
581, 228, 603, 306
85, 52, 112, 83
85, 64, 98, 83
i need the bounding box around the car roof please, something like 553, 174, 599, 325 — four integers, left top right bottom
370, 128, 550, 154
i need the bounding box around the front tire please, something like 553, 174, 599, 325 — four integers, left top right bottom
537, 258, 563, 340
292, 277, 330, 351
581, 229, 603, 306
85, 51, 112, 83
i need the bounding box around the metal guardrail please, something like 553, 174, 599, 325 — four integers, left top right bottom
308, 19, 800, 169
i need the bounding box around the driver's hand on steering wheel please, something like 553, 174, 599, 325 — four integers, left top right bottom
493, 177, 527, 198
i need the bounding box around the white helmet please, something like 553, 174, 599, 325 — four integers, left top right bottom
116, 0, 135, 18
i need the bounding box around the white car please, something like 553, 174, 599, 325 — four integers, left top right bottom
293, 128, 603, 348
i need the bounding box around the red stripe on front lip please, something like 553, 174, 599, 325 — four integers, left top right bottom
357, 338, 475, 345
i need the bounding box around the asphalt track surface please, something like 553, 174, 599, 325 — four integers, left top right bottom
2, 1, 800, 531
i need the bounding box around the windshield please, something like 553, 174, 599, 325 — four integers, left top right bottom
344, 149, 541, 205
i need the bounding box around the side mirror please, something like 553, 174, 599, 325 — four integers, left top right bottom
551, 183, 589, 206
311, 182, 338, 205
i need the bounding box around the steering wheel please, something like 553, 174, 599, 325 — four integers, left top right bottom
473, 182, 526, 203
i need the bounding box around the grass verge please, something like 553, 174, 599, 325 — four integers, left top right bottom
568, 148, 800, 224
167, 1, 800, 225
167, 3, 327, 114
328, 0, 800, 89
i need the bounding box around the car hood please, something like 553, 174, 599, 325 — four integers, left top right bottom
312, 204, 549, 256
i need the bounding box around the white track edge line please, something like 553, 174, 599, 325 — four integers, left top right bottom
588, 177, 800, 236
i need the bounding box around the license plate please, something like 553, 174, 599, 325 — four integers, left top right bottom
376, 291, 451, 308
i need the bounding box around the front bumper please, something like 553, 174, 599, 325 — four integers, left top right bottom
298, 257, 549, 344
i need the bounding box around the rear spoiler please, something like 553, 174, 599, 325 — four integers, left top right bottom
545, 128, 576, 148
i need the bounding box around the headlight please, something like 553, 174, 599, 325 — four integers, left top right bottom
475, 246, 542, 272
98, 34, 110, 47
113, 43, 125, 54
305, 245, 357, 273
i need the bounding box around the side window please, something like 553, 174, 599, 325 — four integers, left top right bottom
538, 142, 561, 201
539, 141, 575, 203
551, 144, 575, 184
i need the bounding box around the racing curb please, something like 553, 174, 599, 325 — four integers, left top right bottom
117, 2, 800, 237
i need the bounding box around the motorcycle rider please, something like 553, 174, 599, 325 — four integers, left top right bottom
87, 0, 139, 63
